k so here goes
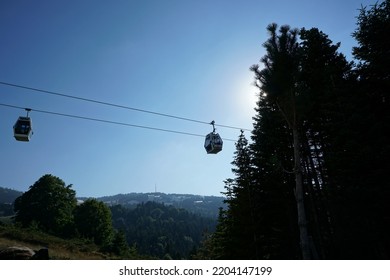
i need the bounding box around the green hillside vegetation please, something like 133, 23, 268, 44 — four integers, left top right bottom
94, 192, 224, 218
0, 204, 14, 217
0, 175, 216, 260
0, 175, 140, 259
0, 224, 127, 259
111, 202, 216, 259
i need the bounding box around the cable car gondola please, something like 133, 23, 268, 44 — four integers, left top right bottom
204, 121, 223, 154
13, 109, 33, 142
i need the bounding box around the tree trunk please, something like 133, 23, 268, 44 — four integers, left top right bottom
293, 126, 311, 259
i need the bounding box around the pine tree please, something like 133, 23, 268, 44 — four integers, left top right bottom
203, 132, 261, 259
222, 132, 259, 259
296, 27, 353, 259
251, 23, 311, 259
250, 92, 300, 259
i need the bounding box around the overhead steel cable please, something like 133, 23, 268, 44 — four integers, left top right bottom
0, 81, 252, 132
0, 102, 237, 142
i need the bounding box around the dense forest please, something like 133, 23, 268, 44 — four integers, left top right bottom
110, 202, 216, 259
90, 192, 224, 218
0, 178, 216, 259
196, 1, 390, 260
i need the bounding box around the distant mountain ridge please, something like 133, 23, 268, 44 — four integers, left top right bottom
82, 192, 225, 218
0, 187, 23, 216
0, 187, 23, 204
0, 186, 224, 219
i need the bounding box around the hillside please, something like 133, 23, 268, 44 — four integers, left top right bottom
0, 224, 142, 259
83, 192, 225, 218
0, 186, 224, 218
0, 185, 219, 259
0, 201, 215, 259
0, 187, 22, 204
110, 201, 217, 259
0, 187, 23, 216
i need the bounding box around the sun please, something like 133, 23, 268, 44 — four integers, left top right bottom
234, 72, 258, 118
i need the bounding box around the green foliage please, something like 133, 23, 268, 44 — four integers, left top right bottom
108, 230, 133, 257
353, 0, 390, 99
14, 174, 77, 237
94, 192, 224, 218
110, 202, 216, 259
74, 199, 114, 246
0, 203, 14, 217
256, 23, 300, 112
206, 126, 299, 259
251, 23, 312, 259
193, 207, 235, 259
0, 223, 132, 259
327, 0, 390, 258
4, 175, 218, 259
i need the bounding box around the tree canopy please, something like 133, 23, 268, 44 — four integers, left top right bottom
74, 198, 114, 246
14, 174, 77, 237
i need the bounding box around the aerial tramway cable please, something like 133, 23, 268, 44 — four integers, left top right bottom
0, 81, 251, 132
0, 103, 237, 142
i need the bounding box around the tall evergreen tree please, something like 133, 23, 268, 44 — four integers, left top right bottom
220, 131, 259, 259
250, 86, 300, 259
251, 23, 311, 259
353, 0, 390, 106
203, 132, 259, 259
296, 27, 353, 259
338, 0, 390, 258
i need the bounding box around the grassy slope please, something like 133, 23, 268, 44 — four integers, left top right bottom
0, 224, 113, 260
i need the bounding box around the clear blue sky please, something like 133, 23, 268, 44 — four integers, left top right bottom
0, 0, 377, 197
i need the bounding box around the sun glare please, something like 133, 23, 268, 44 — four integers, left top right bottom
234, 73, 258, 117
